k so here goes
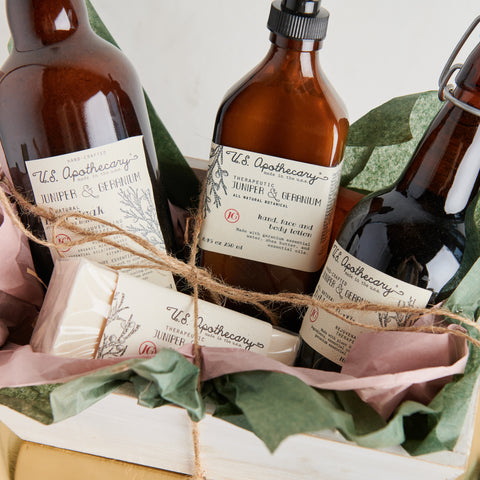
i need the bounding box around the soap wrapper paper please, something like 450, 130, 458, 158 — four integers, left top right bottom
30, 258, 301, 365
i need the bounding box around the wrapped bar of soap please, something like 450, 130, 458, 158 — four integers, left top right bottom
30, 259, 300, 365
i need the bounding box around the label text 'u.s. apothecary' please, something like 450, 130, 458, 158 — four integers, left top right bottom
300, 241, 433, 365
199, 143, 341, 272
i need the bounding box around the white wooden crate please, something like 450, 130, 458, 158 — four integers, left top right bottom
1, 379, 479, 480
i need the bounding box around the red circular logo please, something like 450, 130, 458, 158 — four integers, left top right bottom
310, 307, 319, 323
224, 209, 240, 223
55, 233, 72, 253
138, 341, 157, 356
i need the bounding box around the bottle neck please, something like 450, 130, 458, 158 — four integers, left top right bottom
397, 42, 480, 215
265, 33, 323, 78
7, 0, 90, 52
269, 32, 323, 52
455, 43, 480, 109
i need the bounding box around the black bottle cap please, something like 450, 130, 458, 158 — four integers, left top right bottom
267, 0, 329, 41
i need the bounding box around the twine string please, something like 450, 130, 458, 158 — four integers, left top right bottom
1, 172, 478, 341
1, 171, 480, 479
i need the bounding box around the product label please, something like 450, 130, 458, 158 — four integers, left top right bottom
199, 143, 341, 272
300, 241, 433, 365
95, 271, 273, 359
25, 136, 174, 288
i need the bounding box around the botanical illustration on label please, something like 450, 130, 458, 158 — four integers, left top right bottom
199, 143, 341, 272
25, 136, 174, 288
96, 272, 273, 359
300, 241, 433, 365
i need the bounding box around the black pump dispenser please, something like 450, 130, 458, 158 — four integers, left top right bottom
267, 0, 329, 41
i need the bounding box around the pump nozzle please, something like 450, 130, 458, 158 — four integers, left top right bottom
282, 0, 320, 16
268, 0, 328, 41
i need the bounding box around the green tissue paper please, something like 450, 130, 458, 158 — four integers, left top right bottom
341, 91, 442, 192
49, 349, 205, 423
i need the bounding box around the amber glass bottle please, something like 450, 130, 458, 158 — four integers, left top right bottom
0, 0, 175, 285
297, 23, 480, 370
199, 0, 348, 333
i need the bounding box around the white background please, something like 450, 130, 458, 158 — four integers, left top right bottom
0, 1, 479, 161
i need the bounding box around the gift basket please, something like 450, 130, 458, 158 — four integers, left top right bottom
1, 1, 480, 480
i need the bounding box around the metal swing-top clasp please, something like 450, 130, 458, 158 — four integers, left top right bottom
438, 15, 480, 118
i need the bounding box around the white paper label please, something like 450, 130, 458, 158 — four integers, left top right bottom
25, 136, 174, 288
199, 143, 341, 272
300, 241, 433, 365
95, 271, 273, 359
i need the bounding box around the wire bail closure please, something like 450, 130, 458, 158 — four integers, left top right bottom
438, 15, 480, 118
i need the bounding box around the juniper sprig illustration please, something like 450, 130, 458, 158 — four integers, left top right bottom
97, 291, 141, 358
118, 186, 165, 248
204, 144, 229, 215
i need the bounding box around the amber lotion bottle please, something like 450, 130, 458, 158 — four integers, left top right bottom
199, 0, 348, 333
297, 17, 480, 370
0, 0, 175, 287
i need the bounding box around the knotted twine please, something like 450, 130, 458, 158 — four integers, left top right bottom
1, 171, 480, 480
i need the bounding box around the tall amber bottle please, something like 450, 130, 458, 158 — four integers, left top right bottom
0, 0, 175, 286
297, 17, 480, 370
199, 0, 348, 333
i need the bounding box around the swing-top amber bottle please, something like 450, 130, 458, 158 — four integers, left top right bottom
297, 19, 480, 371
0, 0, 176, 286
199, 0, 348, 333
